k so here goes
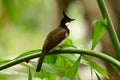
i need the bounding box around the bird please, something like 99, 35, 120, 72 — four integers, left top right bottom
36, 11, 75, 72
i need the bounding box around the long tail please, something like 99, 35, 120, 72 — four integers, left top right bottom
36, 51, 46, 72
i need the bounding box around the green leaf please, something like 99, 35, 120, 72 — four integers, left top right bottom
62, 56, 81, 80
60, 54, 87, 65
84, 57, 109, 79
30, 61, 66, 76
59, 54, 77, 62
34, 68, 56, 79
0, 76, 7, 80
14, 49, 41, 59
0, 60, 11, 65
0, 69, 26, 75
56, 55, 68, 68
62, 76, 71, 80
20, 63, 35, 70
67, 57, 80, 78
44, 55, 57, 64
28, 68, 32, 80
59, 38, 77, 48
92, 19, 107, 50
42, 63, 66, 76
95, 72, 101, 80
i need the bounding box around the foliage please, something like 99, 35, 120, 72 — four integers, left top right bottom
0, 0, 120, 80
91, 19, 107, 50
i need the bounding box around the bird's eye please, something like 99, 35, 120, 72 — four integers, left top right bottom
66, 19, 70, 22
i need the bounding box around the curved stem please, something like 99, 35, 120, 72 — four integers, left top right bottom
0, 49, 120, 71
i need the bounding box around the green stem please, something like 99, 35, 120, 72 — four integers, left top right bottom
0, 49, 120, 71
97, 0, 120, 60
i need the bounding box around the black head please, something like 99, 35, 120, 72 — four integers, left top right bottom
60, 11, 75, 27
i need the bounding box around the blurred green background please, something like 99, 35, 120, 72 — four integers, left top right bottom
0, 0, 86, 59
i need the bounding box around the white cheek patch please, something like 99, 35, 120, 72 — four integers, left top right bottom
65, 22, 70, 26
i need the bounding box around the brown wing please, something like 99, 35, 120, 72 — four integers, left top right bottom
42, 27, 69, 52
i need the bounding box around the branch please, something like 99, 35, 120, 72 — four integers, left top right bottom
97, 0, 120, 60
0, 49, 120, 71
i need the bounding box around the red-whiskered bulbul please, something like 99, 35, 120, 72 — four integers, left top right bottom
36, 11, 75, 72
